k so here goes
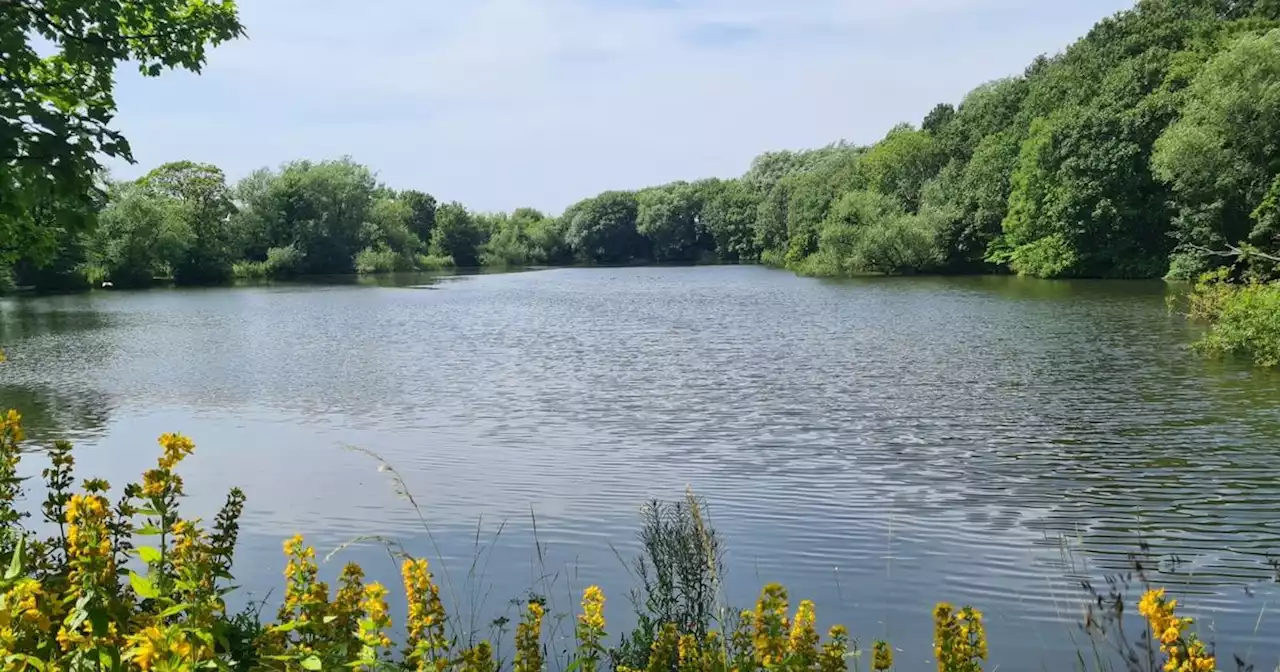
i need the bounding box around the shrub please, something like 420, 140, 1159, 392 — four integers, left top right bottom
612, 494, 723, 670
231, 260, 269, 279
0, 265, 15, 294
233, 245, 306, 280
1187, 271, 1280, 367
416, 253, 456, 270
759, 248, 787, 268
354, 246, 402, 275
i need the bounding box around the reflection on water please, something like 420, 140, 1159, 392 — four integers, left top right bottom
1, 267, 1279, 670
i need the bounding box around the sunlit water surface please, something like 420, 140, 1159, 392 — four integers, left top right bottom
2, 267, 1279, 670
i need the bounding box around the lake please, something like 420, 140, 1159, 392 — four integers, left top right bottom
2, 266, 1279, 670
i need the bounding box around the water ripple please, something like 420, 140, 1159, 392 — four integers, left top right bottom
2, 268, 1280, 669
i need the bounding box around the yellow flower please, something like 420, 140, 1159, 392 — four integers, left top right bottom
5, 578, 50, 631
64, 492, 116, 591
403, 557, 448, 670
677, 633, 698, 671
647, 623, 679, 672
788, 598, 820, 666
157, 432, 195, 470
515, 600, 546, 672
820, 624, 850, 672
873, 639, 894, 671
752, 583, 790, 666
359, 582, 393, 649
141, 469, 168, 497
3, 409, 23, 443
126, 625, 165, 671
461, 641, 496, 672
580, 585, 606, 631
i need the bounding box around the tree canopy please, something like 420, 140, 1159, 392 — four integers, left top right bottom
0, 0, 244, 267
10, 0, 1280, 289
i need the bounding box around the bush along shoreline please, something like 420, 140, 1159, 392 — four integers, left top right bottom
0, 409, 1237, 672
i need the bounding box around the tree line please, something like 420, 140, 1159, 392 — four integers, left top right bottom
6, 0, 1280, 291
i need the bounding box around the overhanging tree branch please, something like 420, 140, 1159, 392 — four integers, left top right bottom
1185, 242, 1280, 264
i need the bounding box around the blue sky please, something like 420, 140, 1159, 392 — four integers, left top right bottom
107, 0, 1135, 215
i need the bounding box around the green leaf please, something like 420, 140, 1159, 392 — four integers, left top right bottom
67, 595, 90, 631
322, 615, 337, 624
136, 546, 162, 564
5, 653, 47, 671
158, 602, 192, 618
4, 535, 24, 581
271, 620, 300, 633
87, 605, 109, 637
135, 524, 162, 535
129, 572, 158, 599
300, 655, 323, 671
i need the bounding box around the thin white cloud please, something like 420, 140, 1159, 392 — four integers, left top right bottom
107, 0, 1136, 213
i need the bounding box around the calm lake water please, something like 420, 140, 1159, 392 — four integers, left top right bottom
2, 266, 1279, 669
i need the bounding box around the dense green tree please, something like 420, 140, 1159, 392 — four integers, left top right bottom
800, 190, 943, 276
636, 183, 704, 262
935, 78, 1028, 162
741, 142, 861, 195
922, 103, 957, 136
528, 215, 574, 266
753, 181, 792, 261
698, 179, 762, 262
1153, 28, 1280, 278
8, 191, 100, 290
400, 190, 438, 244
780, 151, 864, 264
234, 158, 377, 275
84, 183, 188, 287
0, 0, 243, 267
481, 208, 547, 267
429, 202, 486, 267
858, 124, 946, 213
19, 0, 1280, 296
354, 194, 423, 273
141, 161, 238, 284
565, 191, 645, 264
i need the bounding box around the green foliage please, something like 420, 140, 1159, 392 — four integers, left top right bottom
142, 161, 239, 285
858, 124, 946, 213
801, 191, 944, 276
1188, 273, 1280, 367
400, 190, 439, 244
528, 214, 574, 266
699, 179, 762, 262
480, 208, 549, 267
415, 253, 456, 270
84, 183, 188, 287
636, 183, 704, 262
1154, 28, 1280, 278
232, 244, 305, 279
365, 196, 423, 256
612, 494, 724, 671
354, 247, 407, 274
565, 191, 645, 264
429, 202, 486, 268
0, 0, 244, 267
777, 152, 864, 265
233, 158, 378, 276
